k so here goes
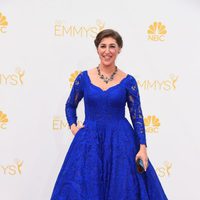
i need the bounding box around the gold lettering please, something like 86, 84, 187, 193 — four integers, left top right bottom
83, 27, 90, 37
0, 160, 23, 175
54, 20, 105, 38
0, 72, 25, 85
73, 27, 84, 37
63, 25, 73, 36
0, 27, 7, 33
159, 35, 165, 41
53, 119, 60, 130
53, 118, 69, 130
156, 167, 166, 177
0, 123, 7, 129
10, 75, 18, 85
146, 127, 153, 133
137, 80, 147, 89
156, 80, 163, 90
163, 80, 171, 91
148, 35, 154, 41
54, 25, 63, 36
8, 165, 16, 175
156, 161, 172, 178
2, 74, 9, 84
0, 165, 8, 174
147, 80, 157, 90
61, 120, 69, 129
90, 27, 98, 38
148, 34, 165, 41
154, 127, 159, 133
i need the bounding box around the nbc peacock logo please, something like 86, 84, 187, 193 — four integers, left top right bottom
0, 111, 8, 129
54, 19, 105, 38
147, 21, 167, 41
0, 12, 8, 33
144, 115, 160, 133
69, 70, 82, 88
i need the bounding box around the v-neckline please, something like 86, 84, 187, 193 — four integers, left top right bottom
85, 70, 129, 92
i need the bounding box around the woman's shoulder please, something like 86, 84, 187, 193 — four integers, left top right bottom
76, 69, 89, 78
121, 72, 138, 89
117, 68, 137, 81
116, 69, 136, 83
85, 67, 96, 76
117, 68, 128, 79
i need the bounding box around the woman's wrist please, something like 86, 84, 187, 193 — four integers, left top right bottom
70, 123, 78, 135
70, 123, 76, 129
140, 144, 147, 150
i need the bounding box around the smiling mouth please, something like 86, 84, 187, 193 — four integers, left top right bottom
103, 56, 112, 61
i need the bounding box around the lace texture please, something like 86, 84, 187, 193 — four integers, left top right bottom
65, 72, 84, 127
126, 75, 147, 146
51, 70, 168, 200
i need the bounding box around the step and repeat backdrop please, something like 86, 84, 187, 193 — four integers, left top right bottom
1, 0, 200, 199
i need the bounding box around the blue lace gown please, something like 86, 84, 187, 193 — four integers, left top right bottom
50, 70, 168, 200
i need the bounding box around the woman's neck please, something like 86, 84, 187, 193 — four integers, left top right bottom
98, 64, 116, 75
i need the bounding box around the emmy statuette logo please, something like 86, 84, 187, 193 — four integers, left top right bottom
156, 161, 172, 178
0, 68, 25, 86
0, 160, 23, 175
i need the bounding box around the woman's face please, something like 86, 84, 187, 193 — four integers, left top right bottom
97, 37, 121, 67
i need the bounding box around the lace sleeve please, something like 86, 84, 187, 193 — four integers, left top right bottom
65, 72, 84, 128
126, 75, 147, 146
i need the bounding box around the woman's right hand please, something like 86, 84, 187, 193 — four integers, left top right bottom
70, 123, 84, 136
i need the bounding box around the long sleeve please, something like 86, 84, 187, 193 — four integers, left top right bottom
65, 72, 84, 128
126, 75, 147, 146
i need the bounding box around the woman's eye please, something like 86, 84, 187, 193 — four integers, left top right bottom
110, 45, 116, 48
99, 44, 116, 49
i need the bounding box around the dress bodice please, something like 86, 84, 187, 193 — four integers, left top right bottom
65, 70, 147, 145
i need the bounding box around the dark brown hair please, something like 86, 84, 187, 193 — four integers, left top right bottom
94, 29, 123, 48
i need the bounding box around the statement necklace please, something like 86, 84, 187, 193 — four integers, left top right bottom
97, 65, 118, 84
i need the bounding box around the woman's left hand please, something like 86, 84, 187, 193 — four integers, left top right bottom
135, 145, 148, 171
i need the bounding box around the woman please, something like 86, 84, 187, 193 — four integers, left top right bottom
51, 29, 168, 199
